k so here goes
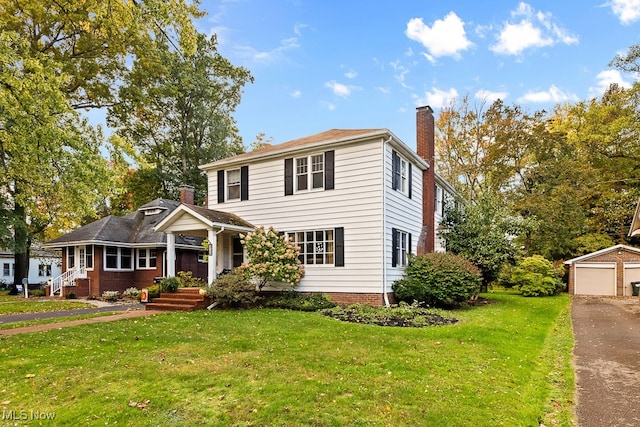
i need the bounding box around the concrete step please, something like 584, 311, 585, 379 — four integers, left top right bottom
159, 292, 204, 301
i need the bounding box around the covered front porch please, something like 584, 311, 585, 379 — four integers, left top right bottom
154, 204, 255, 285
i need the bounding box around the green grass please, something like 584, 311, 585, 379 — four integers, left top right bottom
0, 295, 92, 315
0, 312, 122, 330
0, 291, 575, 426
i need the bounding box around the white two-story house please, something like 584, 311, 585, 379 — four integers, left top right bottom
156, 106, 458, 305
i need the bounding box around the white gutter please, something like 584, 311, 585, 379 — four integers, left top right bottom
382, 135, 392, 307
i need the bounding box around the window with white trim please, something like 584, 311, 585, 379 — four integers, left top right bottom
39, 264, 52, 277
227, 169, 241, 200
392, 228, 411, 267
290, 229, 334, 265
137, 248, 157, 269
67, 249, 75, 269
392, 150, 411, 197
104, 246, 133, 271
2, 262, 12, 277
295, 154, 324, 192
435, 185, 444, 215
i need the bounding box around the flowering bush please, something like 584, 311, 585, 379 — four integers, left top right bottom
241, 225, 305, 290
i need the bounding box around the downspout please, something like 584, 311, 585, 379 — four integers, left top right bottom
382, 135, 393, 307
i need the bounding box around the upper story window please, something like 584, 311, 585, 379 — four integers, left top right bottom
392, 150, 412, 198
217, 166, 249, 203
295, 154, 325, 192
2, 262, 13, 277
104, 246, 133, 271
285, 150, 334, 196
227, 169, 241, 200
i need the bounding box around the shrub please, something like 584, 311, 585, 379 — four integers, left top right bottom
241, 226, 304, 290
65, 292, 77, 300
122, 287, 140, 298
264, 291, 336, 311
209, 267, 259, 309
511, 255, 565, 297
393, 253, 482, 307
102, 290, 119, 301
29, 288, 46, 297
158, 277, 180, 293
146, 284, 161, 300
176, 271, 206, 288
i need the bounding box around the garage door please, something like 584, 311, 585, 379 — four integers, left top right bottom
624, 263, 640, 297
575, 263, 616, 296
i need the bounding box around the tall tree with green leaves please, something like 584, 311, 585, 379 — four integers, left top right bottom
110, 33, 253, 207
0, 0, 204, 287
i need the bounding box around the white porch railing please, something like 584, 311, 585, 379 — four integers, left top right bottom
48, 267, 87, 296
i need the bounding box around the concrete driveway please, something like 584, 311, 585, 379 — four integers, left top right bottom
572, 297, 640, 426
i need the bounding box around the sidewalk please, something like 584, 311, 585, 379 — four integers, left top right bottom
0, 300, 160, 336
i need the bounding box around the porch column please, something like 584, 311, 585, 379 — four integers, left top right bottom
167, 232, 176, 277
207, 228, 217, 286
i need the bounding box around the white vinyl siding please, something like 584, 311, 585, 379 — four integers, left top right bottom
385, 144, 423, 289
208, 138, 388, 294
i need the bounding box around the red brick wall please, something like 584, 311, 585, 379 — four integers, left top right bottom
568, 247, 640, 296
315, 292, 396, 307
416, 106, 435, 254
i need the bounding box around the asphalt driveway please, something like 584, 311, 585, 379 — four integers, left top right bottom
572, 297, 640, 426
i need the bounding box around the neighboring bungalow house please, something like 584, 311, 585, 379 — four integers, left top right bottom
156, 106, 458, 305
0, 247, 62, 287
43, 197, 253, 297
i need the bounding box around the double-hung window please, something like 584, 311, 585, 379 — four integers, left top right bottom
105, 246, 133, 271
392, 228, 411, 267
2, 263, 12, 277
290, 229, 335, 265
227, 169, 241, 200
39, 264, 52, 277
392, 150, 411, 197
295, 154, 325, 192
137, 248, 157, 269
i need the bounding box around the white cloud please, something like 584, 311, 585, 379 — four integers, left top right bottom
390, 61, 411, 89
415, 87, 459, 109
377, 86, 391, 94
405, 12, 473, 61
491, 2, 578, 56
325, 80, 361, 98
321, 101, 336, 111
290, 90, 301, 98
589, 69, 633, 96
236, 36, 300, 63
475, 89, 509, 102
517, 84, 578, 103
608, 0, 640, 24
344, 70, 358, 79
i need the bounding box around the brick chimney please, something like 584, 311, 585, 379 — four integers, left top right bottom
179, 185, 195, 205
416, 106, 435, 255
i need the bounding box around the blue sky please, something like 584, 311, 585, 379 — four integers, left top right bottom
193, 0, 640, 151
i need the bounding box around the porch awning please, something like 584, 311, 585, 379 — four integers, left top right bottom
154, 204, 254, 235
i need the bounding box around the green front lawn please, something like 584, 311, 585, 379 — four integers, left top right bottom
0, 291, 92, 314
0, 291, 574, 426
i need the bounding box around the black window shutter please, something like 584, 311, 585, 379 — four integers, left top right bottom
240, 166, 249, 201
392, 150, 400, 190
391, 228, 398, 267
284, 158, 294, 196
408, 163, 413, 199
324, 150, 335, 190
217, 170, 225, 203
408, 233, 412, 256
334, 227, 345, 267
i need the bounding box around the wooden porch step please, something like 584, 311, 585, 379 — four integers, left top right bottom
159, 292, 204, 301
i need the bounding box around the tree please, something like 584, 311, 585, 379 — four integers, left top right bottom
0, 0, 205, 286
110, 33, 253, 207
441, 193, 528, 287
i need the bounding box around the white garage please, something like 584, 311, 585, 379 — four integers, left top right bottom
565, 244, 640, 297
